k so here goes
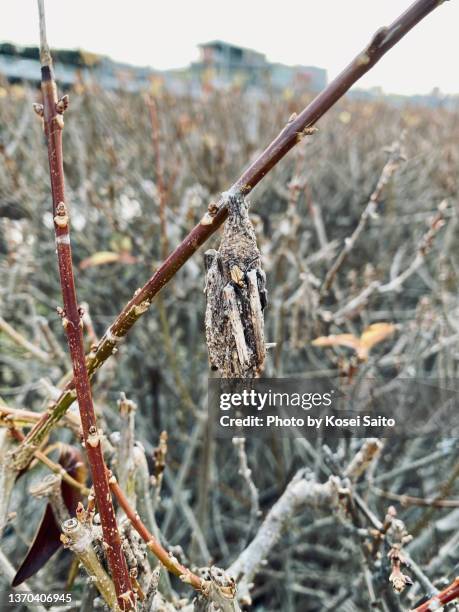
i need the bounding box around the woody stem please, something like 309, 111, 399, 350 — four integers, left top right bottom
36, 1, 133, 609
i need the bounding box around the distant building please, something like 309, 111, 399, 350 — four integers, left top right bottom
199, 40, 267, 70
191, 40, 327, 92
191, 40, 269, 87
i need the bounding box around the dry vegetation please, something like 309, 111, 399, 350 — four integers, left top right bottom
0, 69, 458, 611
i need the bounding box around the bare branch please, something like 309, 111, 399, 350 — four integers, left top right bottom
228, 472, 342, 604
32, 2, 134, 608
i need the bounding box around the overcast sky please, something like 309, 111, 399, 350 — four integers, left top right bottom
1, 1, 457, 95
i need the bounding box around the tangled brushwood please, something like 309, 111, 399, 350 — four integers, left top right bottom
0, 0, 458, 610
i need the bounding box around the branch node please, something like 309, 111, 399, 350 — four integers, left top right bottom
133, 300, 150, 316
54, 202, 69, 228
32, 103, 44, 118
56, 94, 69, 114
87, 426, 102, 449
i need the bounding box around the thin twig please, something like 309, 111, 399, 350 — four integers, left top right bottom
371, 486, 459, 509
332, 201, 448, 322
320, 139, 405, 298
116, 393, 137, 507
0, 316, 51, 363
232, 437, 260, 542
146, 94, 169, 259
228, 472, 342, 605
0, 404, 80, 434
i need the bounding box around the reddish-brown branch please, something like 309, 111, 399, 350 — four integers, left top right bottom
13, 0, 449, 468
412, 577, 459, 611
35, 2, 133, 609
109, 476, 205, 592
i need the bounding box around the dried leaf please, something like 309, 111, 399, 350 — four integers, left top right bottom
312, 322, 395, 361
311, 334, 362, 352
12, 504, 62, 587
79, 251, 137, 270
359, 323, 396, 351
12, 445, 87, 586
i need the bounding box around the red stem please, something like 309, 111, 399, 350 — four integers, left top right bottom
412, 577, 459, 611
37, 13, 134, 609
109, 477, 204, 592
